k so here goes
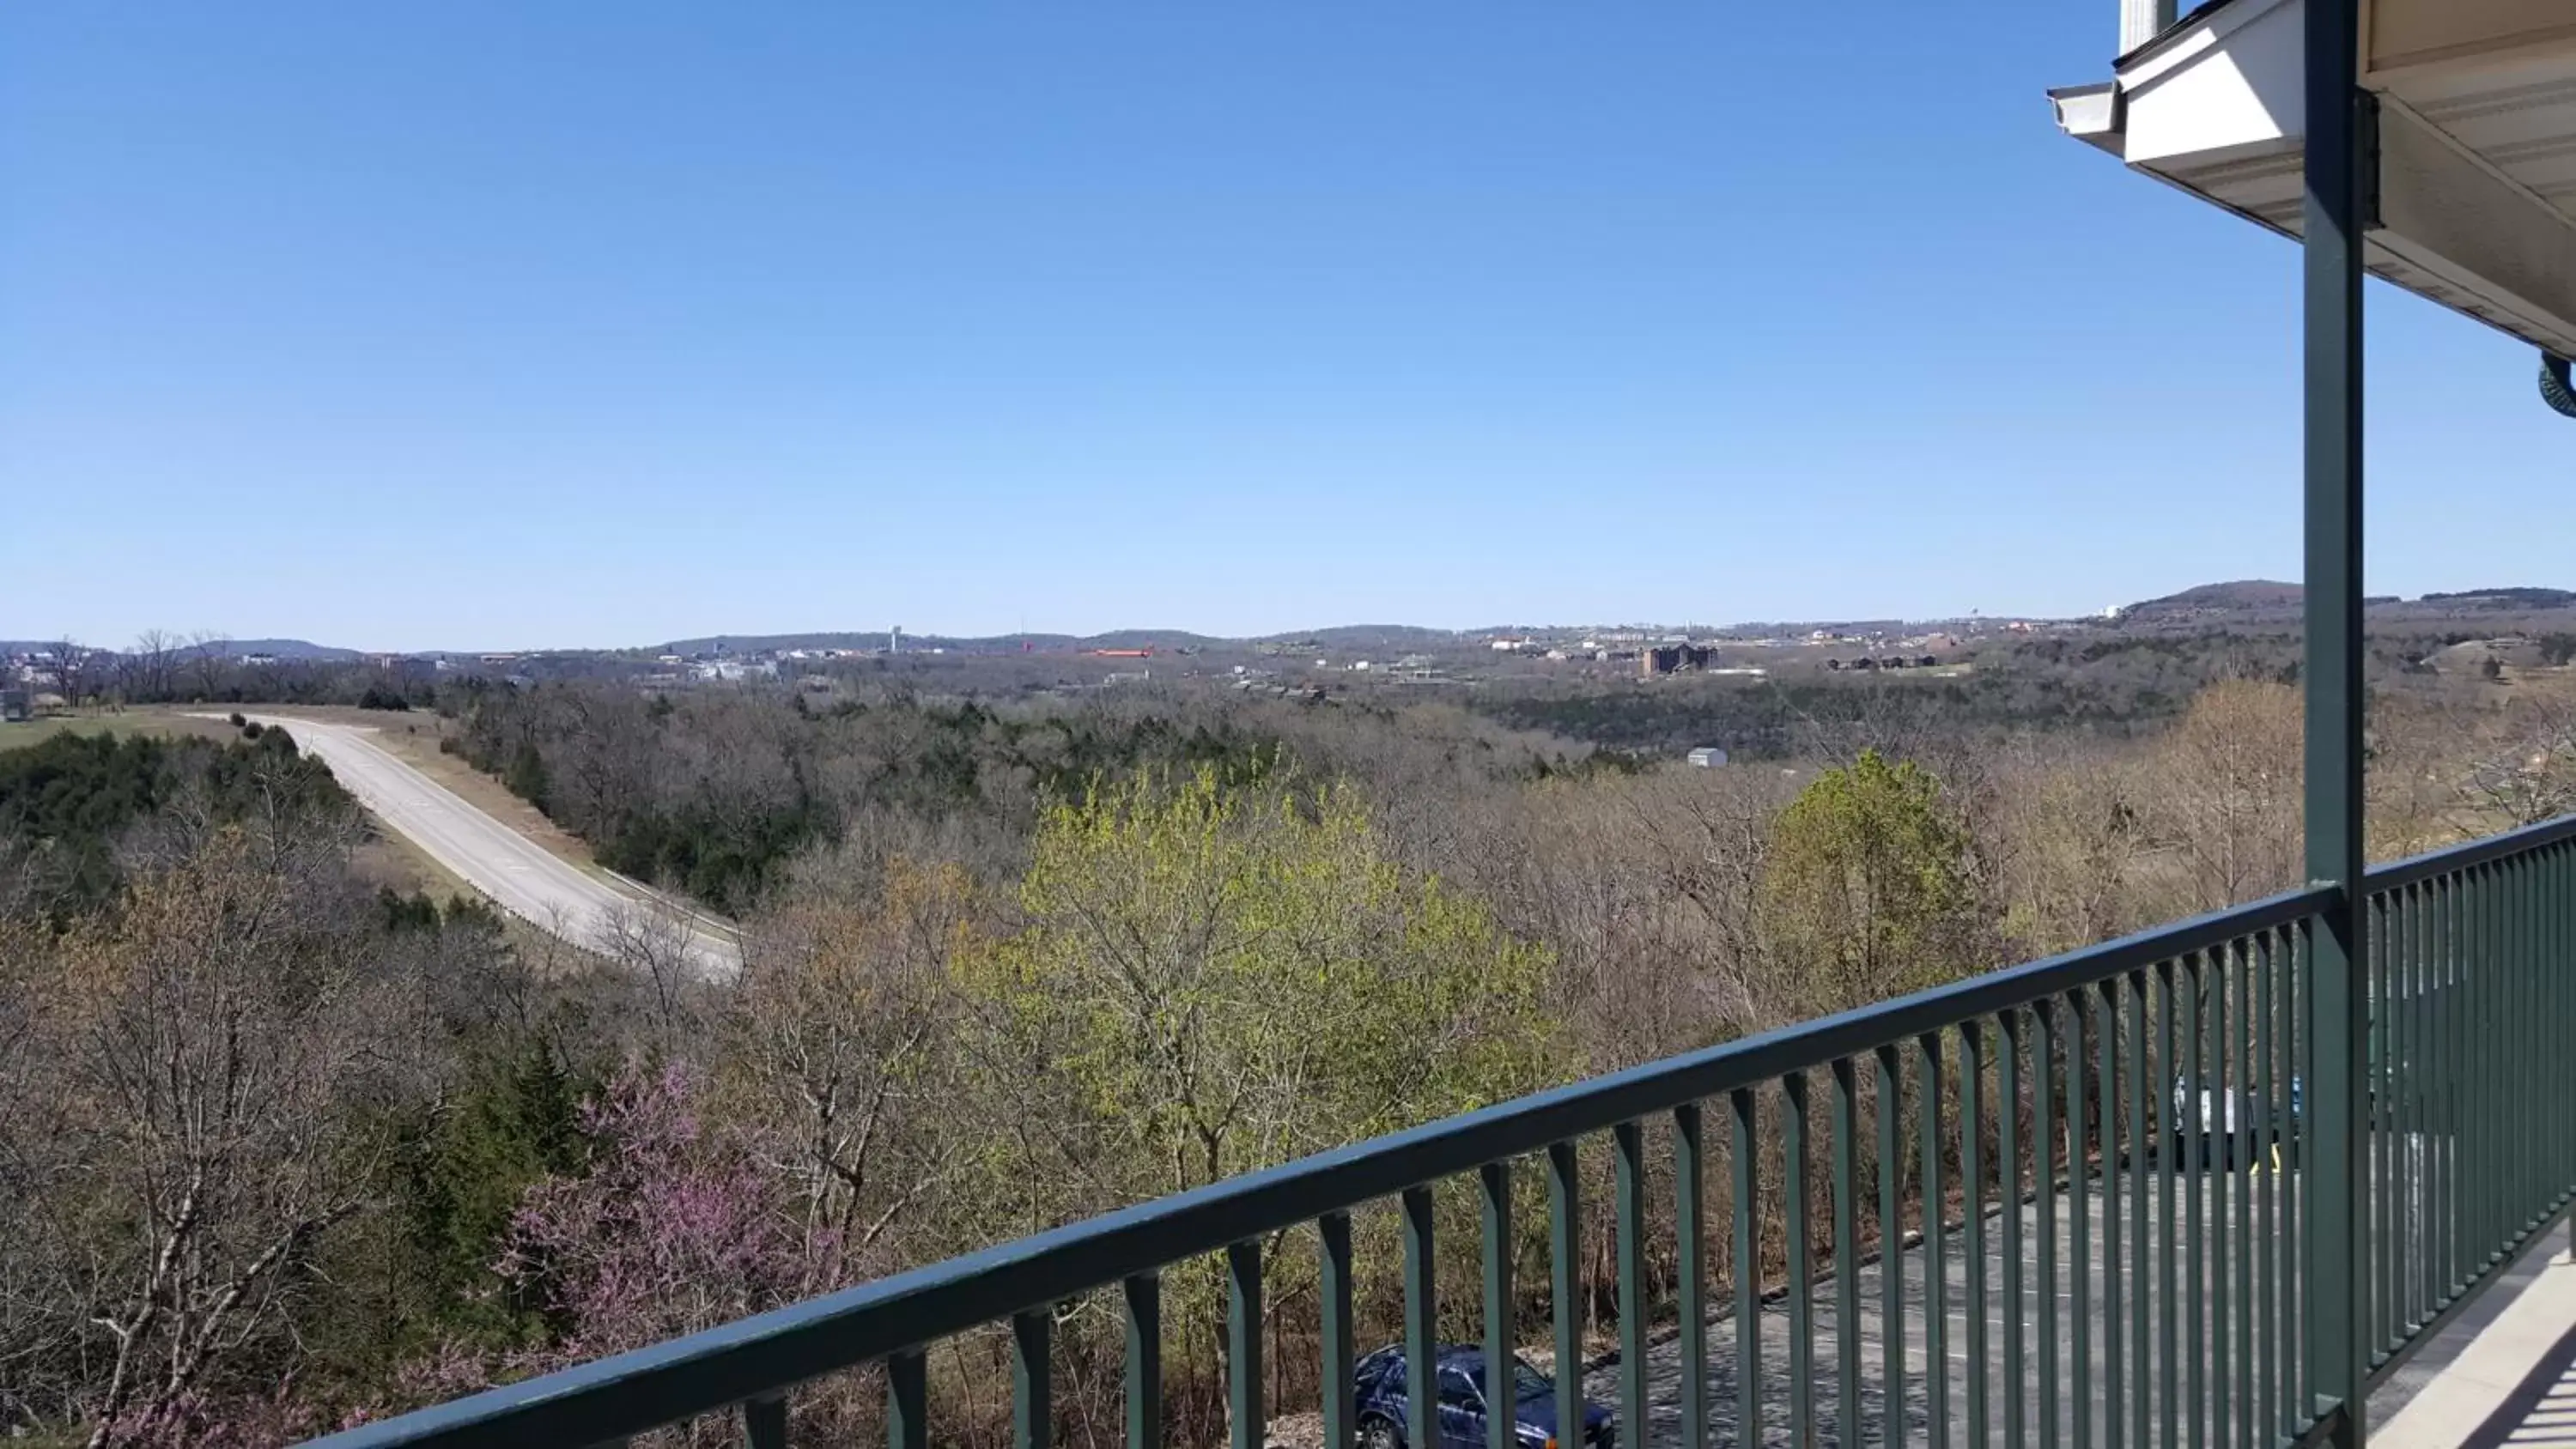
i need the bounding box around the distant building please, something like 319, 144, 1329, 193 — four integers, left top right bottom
1, 688, 29, 723
1686, 746, 1728, 768
1642, 644, 1715, 677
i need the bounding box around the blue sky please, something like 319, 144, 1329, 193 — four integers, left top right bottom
3, 3, 2567, 652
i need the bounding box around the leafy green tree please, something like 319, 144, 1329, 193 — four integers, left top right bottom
1759, 749, 1984, 1016
967, 767, 1555, 1200
954, 767, 1558, 1418
503, 743, 550, 814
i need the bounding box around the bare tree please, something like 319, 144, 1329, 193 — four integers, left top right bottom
125, 630, 182, 703
721, 864, 975, 1290
2449, 680, 2576, 830
184, 633, 233, 701
2148, 679, 2305, 912
46, 640, 100, 709
3, 828, 433, 1446
598, 898, 714, 1049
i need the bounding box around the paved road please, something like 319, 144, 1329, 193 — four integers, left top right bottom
228, 713, 741, 976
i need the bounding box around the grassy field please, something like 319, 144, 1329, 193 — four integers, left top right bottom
0, 707, 241, 751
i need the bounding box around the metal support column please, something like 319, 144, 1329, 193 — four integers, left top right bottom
2303, 0, 2371, 1441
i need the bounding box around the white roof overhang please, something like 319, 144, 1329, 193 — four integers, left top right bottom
2052, 0, 2576, 357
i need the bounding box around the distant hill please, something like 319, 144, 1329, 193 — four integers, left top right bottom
1271, 625, 1462, 651
2124, 581, 2576, 623
660, 629, 1239, 656
0, 636, 361, 661
2125, 580, 2305, 618
219, 638, 366, 662
2416, 587, 2576, 610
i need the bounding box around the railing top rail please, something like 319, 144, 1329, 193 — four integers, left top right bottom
310, 879, 2336, 1448
2364, 811, 2576, 893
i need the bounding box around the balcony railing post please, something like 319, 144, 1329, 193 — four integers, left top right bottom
2301, 0, 2371, 1440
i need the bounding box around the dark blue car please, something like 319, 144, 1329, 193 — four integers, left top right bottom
1352, 1344, 1613, 1449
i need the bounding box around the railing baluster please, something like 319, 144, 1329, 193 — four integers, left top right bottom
2464, 868, 2483, 1278
2233, 935, 2254, 1449
1404, 1185, 1437, 1449
2002, 1011, 2027, 1449
1733, 1088, 1762, 1448
2400, 883, 2421, 1337
2559, 846, 2574, 1233
2510, 858, 2529, 1244
1317, 1227, 1346, 1449
2154, 961, 2176, 1449
2561, 841, 2575, 1222
2479, 864, 2497, 1270
1616, 1122, 1647, 1449
2129, 967, 2149, 1449
1831, 1059, 1861, 1448
1878, 1044, 1907, 1449
1676, 1104, 1708, 1449
2451, 869, 2468, 1300
2503, 860, 2520, 1249
2285, 923, 2305, 1428
2403, 880, 2422, 1332
2523, 852, 2543, 1236
1230, 1241, 1262, 1449
1964, 1019, 1989, 1449
2370, 892, 2391, 1364
1785, 1074, 1814, 1449
2211, 945, 2233, 1449
2099, 979, 2123, 1449
2255, 930, 2277, 1446
2036, 1002, 2062, 1449
1482, 1163, 1514, 1449
1130, 1273, 1164, 1449
1920, 1032, 1950, 1449
2184, 953, 2203, 1449
1550, 1143, 1582, 1449
2068, 993, 2093, 1449
2385, 888, 2406, 1345
2431, 875, 2448, 1304
744, 1393, 787, 1449
1014, 1309, 1052, 1449
889, 1348, 927, 1449
2435, 877, 2454, 1310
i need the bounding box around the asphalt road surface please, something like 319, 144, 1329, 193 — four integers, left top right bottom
228, 713, 741, 976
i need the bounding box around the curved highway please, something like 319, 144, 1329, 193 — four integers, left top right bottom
219, 713, 741, 977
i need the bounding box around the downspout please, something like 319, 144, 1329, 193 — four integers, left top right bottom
2542, 353, 2576, 418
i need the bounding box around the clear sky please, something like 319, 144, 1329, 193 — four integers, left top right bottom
4, 3, 2568, 652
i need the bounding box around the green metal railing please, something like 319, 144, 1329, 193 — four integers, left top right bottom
309, 815, 2576, 1449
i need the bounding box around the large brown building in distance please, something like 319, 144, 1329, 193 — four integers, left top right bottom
1641, 643, 1713, 677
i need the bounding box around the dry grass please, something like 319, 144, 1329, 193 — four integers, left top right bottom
0, 707, 240, 751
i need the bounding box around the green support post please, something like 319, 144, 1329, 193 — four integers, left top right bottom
2301, 0, 2371, 1437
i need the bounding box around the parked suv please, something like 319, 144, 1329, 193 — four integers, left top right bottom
1352, 1344, 1612, 1449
